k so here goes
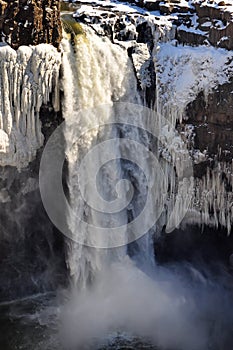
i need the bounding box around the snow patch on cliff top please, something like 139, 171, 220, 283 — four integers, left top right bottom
192, 0, 233, 13
156, 43, 233, 123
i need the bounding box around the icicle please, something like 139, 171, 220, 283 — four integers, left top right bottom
152, 37, 233, 233
0, 43, 61, 169
184, 162, 233, 234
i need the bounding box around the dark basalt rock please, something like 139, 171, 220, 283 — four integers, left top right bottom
177, 29, 207, 46
185, 79, 233, 163
116, 0, 233, 50
155, 224, 233, 269
67, 0, 233, 165
0, 0, 62, 49
0, 0, 67, 302
0, 104, 67, 302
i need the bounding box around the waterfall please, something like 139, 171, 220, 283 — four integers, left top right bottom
61, 23, 134, 286
1, 7, 233, 350
59, 16, 195, 288
60, 19, 164, 287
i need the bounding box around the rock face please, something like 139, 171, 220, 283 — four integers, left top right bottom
75, 0, 233, 50
176, 1, 233, 50
67, 0, 233, 161
186, 80, 233, 164
0, 1, 65, 301
0, 0, 62, 49
0, 99, 67, 301
0, 50, 66, 299
135, 0, 233, 50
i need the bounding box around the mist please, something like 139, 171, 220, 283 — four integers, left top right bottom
59, 255, 233, 350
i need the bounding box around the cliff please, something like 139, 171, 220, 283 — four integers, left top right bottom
0, 1, 65, 300
0, 0, 232, 301
0, 0, 62, 49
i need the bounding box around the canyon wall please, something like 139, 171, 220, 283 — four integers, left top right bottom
0, 0, 62, 49
0, 0, 233, 300
0, 0, 65, 301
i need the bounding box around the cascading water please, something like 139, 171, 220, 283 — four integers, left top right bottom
61, 19, 157, 287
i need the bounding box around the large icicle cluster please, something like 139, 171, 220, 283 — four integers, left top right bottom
189, 162, 233, 234
0, 43, 61, 169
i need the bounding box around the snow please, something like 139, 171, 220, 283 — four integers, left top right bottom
213, 20, 228, 30
73, 0, 148, 14
192, 0, 233, 13
178, 23, 207, 35
155, 43, 233, 124
60, 1, 233, 234
131, 43, 152, 89
201, 21, 212, 27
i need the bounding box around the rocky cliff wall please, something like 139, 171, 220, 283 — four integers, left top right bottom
0, 0, 62, 49
0, 1, 66, 301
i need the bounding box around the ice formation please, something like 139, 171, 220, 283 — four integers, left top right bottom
60, 21, 193, 286
190, 162, 233, 234
153, 42, 233, 233
0, 43, 61, 169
